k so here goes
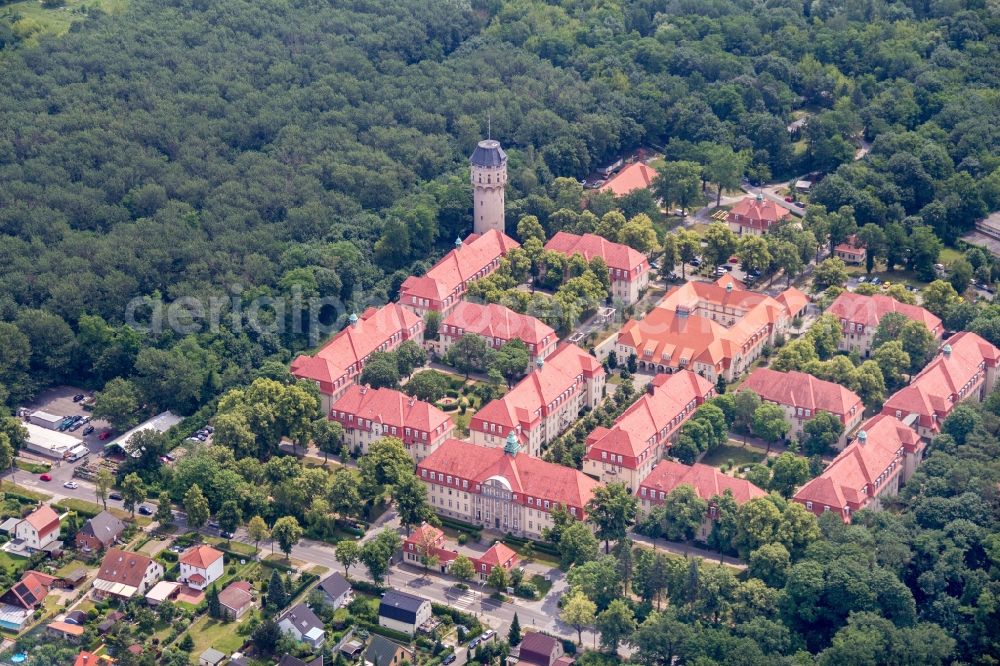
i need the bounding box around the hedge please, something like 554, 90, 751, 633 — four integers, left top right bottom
357, 620, 413, 644
431, 603, 481, 634
287, 572, 319, 601
502, 534, 560, 557
437, 516, 482, 539
349, 579, 384, 596
261, 558, 296, 573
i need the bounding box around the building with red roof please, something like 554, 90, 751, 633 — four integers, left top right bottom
13, 505, 61, 553
331, 385, 454, 462
470, 344, 605, 457
290, 303, 424, 412
617, 276, 807, 383
179, 545, 224, 591
544, 232, 650, 304
584, 372, 715, 490
741, 368, 864, 448
726, 194, 792, 236
827, 292, 942, 357
417, 439, 600, 540
402, 523, 519, 581
439, 302, 556, 366
598, 162, 657, 198
833, 235, 866, 264
398, 230, 519, 317
882, 332, 1000, 439
93, 548, 164, 600
636, 461, 767, 540
793, 415, 923, 522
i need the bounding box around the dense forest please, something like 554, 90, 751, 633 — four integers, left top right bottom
1, 0, 999, 412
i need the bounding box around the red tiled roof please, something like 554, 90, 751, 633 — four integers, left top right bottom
179, 545, 223, 569
442, 302, 555, 348
417, 440, 600, 513
97, 548, 157, 589
24, 505, 60, 538
290, 303, 423, 390
544, 232, 649, 277
599, 162, 657, 197
477, 542, 518, 567
826, 292, 941, 333
793, 415, 920, 520
3, 570, 57, 609
331, 385, 452, 435
741, 368, 862, 420
48, 621, 85, 637
405, 522, 445, 547
472, 344, 603, 433
399, 230, 519, 303
726, 196, 791, 231
219, 581, 253, 611
638, 461, 767, 505
883, 331, 1000, 432
585, 371, 714, 468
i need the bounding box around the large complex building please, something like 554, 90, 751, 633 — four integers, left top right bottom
398, 230, 519, 317
636, 461, 767, 540
544, 232, 651, 304
470, 344, 605, 457
290, 304, 424, 412
726, 194, 791, 236
882, 331, 1000, 439
583, 372, 714, 490
437, 301, 556, 366
792, 415, 923, 522
826, 292, 942, 356
416, 438, 599, 540
741, 368, 864, 448
402, 523, 519, 580
330, 385, 454, 462
617, 275, 808, 383
471, 140, 507, 235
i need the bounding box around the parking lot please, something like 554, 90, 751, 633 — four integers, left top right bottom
21, 385, 114, 457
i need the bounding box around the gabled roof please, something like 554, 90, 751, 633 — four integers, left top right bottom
80, 511, 125, 546
544, 232, 648, 275
519, 632, 563, 666
379, 589, 429, 622
218, 581, 253, 610
2, 571, 57, 609
366, 634, 412, 666
741, 368, 862, 417
318, 572, 351, 600
96, 548, 157, 589
726, 195, 791, 230
278, 655, 324, 666
598, 162, 657, 197
442, 301, 554, 347
332, 384, 452, 435
399, 230, 519, 302
474, 344, 603, 431
179, 545, 223, 569
23, 505, 60, 538
279, 602, 324, 634
826, 292, 941, 332
418, 440, 600, 511
477, 542, 518, 567
638, 461, 767, 504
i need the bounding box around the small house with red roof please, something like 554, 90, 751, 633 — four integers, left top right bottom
473, 542, 519, 580
93, 548, 163, 600
331, 385, 454, 462
417, 439, 599, 540
833, 235, 866, 264
402, 523, 519, 580
793, 415, 923, 522
0, 570, 58, 631
14, 505, 61, 553
598, 161, 657, 198
726, 194, 791, 236
74, 652, 114, 666
741, 368, 864, 448
290, 303, 424, 412
398, 230, 519, 317
882, 332, 1000, 439
826, 292, 942, 356
544, 231, 651, 304
470, 344, 605, 457
636, 461, 767, 540
179, 545, 224, 591
584, 371, 715, 490
219, 580, 254, 620
439, 302, 556, 366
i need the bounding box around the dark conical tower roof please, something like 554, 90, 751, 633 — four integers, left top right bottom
470, 140, 507, 168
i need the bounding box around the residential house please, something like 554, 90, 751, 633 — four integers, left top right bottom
793, 415, 924, 522
833, 235, 866, 264
741, 368, 864, 448
0, 571, 58, 631
438, 302, 556, 366
882, 332, 1000, 438
47, 621, 84, 642
517, 632, 571, 666
364, 634, 415, 666
398, 230, 519, 317
826, 292, 942, 356
92, 548, 164, 600
219, 581, 254, 620
378, 589, 432, 636
75, 511, 125, 553
473, 542, 519, 581
74, 652, 114, 666
584, 371, 715, 490
14, 505, 61, 553
636, 461, 767, 540
544, 232, 651, 304
402, 524, 519, 580
726, 194, 791, 236
470, 344, 605, 457
331, 385, 453, 462
316, 572, 351, 610
417, 438, 599, 540
179, 545, 224, 591
598, 161, 657, 198
278, 603, 326, 648
290, 304, 425, 412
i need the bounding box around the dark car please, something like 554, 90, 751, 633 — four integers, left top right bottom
443, 655, 457, 665
109, 491, 123, 500
82, 425, 95, 436
72, 394, 85, 402
468, 638, 481, 650
138, 505, 153, 516
220, 530, 235, 539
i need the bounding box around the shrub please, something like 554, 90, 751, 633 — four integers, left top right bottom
457, 533, 468, 545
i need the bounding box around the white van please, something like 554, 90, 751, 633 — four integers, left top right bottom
65, 444, 90, 462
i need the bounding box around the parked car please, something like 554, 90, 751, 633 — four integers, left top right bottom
138, 505, 153, 516
164, 452, 176, 461
204, 426, 214, 434
794, 201, 805, 207
220, 530, 234, 539
99, 430, 113, 440
468, 638, 481, 650
72, 394, 85, 402
82, 425, 95, 436
39, 473, 52, 482
857, 276, 866, 283
481, 630, 495, 641
784, 196, 794, 202
63, 481, 79, 490
443, 655, 457, 665
109, 491, 123, 500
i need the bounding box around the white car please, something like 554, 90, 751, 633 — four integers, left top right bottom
63, 481, 79, 490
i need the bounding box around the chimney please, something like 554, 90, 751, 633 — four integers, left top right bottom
942, 344, 952, 359
349, 313, 359, 328
857, 430, 867, 446
646, 382, 655, 396
535, 357, 544, 371
726, 282, 733, 293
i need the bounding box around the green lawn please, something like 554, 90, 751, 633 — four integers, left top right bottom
1, 0, 128, 49
184, 613, 248, 655
15, 459, 50, 474
701, 442, 765, 470
530, 574, 553, 598
205, 536, 257, 556
1, 481, 51, 501
0, 551, 30, 576
55, 559, 89, 577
